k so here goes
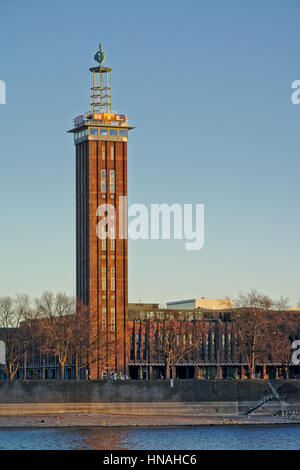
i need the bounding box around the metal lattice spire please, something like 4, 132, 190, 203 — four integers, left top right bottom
89, 44, 111, 113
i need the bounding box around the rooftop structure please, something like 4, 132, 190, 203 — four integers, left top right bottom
166, 298, 233, 310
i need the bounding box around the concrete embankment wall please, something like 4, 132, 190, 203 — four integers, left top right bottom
0, 380, 300, 421
0, 379, 286, 404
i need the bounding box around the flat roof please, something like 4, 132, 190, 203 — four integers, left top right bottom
166, 299, 195, 305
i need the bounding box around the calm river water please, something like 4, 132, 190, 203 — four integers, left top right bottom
0, 425, 299, 450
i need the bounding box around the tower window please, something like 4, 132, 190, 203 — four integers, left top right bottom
101, 227, 107, 251
102, 267, 106, 291
111, 308, 115, 331
119, 129, 127, 137
111, 267, 115, 291
90, 128, 98, 135
101, 170, 106, 193
109, 129, 117, 136
102, 146, 105, 160
102, 308, 106, 328
110, 170, 115, 193
111, 227, 115, 251
110, 146, 114, 160
100, 128, 108, 135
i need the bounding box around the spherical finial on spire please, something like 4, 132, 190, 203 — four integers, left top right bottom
94, 43, 105, 65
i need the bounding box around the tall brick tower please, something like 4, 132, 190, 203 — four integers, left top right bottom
69, 44, 133, 379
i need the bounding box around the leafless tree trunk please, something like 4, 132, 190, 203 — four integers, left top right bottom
0, 294, 32, 380
155, 317, 203, 379
234, 290, 276, 378
35, 291, 75, 380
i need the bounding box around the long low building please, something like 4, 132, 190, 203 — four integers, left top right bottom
127, 304, 300, 380
0, 303, 299, 381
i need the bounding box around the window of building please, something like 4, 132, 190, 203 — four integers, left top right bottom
111, 267, 115, 291
119, 129, 127, 137
136, 334, 140, 360
102, 307, 106, 328
110, 146, 114, 160
111, 308, 115, 331
102, 145, 105, 160
222, 334, 225, 351
100, 128, 108, 135
101, 170, 106, 193
110, 170, 115, 193
102, 371, 107, 380
130, 334, 134, 360
143, 334, 146, 360
211, 333, 215, 360
102, 267, 106, 291
109, 129, 117, 136
90, 128, 98, 135
200, 339, 204, 360
228, 333, 232, 354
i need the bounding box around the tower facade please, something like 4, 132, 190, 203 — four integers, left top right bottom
69, 45, 133, 379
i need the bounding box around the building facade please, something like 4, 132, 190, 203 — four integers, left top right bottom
127, 305, 300, 381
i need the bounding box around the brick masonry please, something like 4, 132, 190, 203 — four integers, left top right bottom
76, 137, 128, 379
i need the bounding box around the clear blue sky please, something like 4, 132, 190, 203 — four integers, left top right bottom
0, 0, 299, 306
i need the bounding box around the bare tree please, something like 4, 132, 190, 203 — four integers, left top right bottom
155, 318, 203, 379
69, 301, 90, 379
274, 296, 290, 311
263, 311, 296, 365
0, 294, 32, 380
71, 300, 119, 379
234, 290, 273, 379
35, 291, 75, 380
233, 290, 300, 378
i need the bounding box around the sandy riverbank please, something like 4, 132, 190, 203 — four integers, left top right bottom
0, 411, 298, 427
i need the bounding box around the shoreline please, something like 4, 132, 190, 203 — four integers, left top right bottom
0, 412, 299, 428
0, 401, 299, 428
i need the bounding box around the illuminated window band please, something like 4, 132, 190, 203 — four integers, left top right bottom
74, 128, 128, 140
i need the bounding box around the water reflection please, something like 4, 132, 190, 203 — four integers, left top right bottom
82, 427, 132, 449
0, 426, 300, 450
